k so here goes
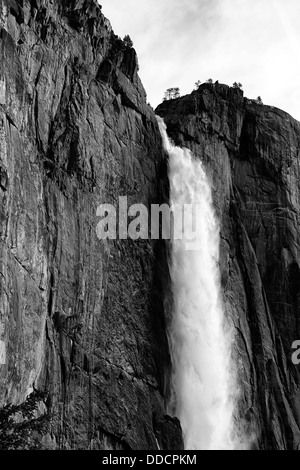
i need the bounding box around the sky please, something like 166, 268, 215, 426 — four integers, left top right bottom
100, 0, 300, 121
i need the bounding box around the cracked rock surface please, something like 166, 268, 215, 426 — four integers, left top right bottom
0, 0, 182, 450
2, 0, 300, 452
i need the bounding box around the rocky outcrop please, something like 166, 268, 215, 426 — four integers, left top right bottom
156, 83, 300, 449
0, 0, 182, 449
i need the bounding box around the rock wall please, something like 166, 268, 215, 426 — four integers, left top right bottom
2, 0, 300, 451
0, 0, 182, 449
156, 83, 300, 449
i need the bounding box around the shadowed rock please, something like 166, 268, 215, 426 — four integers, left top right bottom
0, 0, 181, 450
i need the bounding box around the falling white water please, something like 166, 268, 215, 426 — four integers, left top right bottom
157, 116, 239, 450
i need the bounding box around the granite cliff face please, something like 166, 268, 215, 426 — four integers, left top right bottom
156, 84, 300, 449
1, 0, 300, 452
0, 0, 182, 449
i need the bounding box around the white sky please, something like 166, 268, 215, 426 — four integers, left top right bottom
100, 0, 300, 121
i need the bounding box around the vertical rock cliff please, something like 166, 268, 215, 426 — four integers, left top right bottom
156, 83, 300, 449
0, 0, 182, 449
1, 0, 300, 451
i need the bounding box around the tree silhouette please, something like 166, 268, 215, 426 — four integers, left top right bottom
123, 35, 133, 48
163, 87, 180, 101
256, 96, 263, 104
206, 78, 213, 84
233, 82, 243, 89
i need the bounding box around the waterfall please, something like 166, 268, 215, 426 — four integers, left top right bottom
157, 116, 240, 450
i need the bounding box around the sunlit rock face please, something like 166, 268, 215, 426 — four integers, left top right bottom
156, 84, 300, 449
0, 0, 183, 450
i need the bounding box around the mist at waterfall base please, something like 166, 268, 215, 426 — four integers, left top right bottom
157, 117, 247, 450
